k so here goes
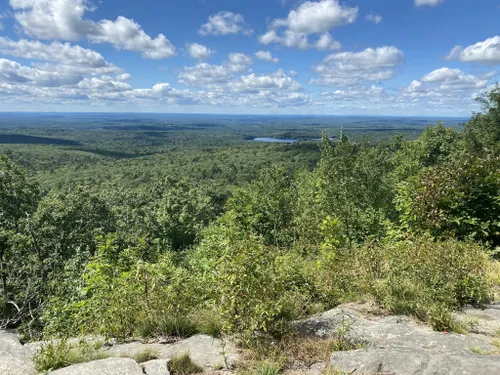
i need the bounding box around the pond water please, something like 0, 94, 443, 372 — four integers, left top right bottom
253, 137, 297, 143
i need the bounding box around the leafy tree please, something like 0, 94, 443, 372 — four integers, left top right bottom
150, 178, 217, 251
315, 133, 395, 242
465, 83, 500, 155
224, 165, 297, 247
396, 155, 500, 246
0, 155, 40, 327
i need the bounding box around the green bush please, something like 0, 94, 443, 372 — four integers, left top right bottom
34, 339, 109, 373
169, 353, 202, 375
363, 236, 491, 328
396, 156, 500, 246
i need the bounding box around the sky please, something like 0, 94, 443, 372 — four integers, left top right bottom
0, 0, 499, 116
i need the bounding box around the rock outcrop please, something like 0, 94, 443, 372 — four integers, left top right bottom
47, 358, 144, 375
296, 303, 500, 375
3, 303, 500, 375
0, 329, 37, 375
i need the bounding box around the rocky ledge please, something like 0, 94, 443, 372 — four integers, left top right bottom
1, 303, 500, 375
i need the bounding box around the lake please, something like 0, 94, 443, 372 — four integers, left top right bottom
253, 137, 297, 143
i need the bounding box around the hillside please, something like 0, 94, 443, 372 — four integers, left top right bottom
0, 86, 500, 374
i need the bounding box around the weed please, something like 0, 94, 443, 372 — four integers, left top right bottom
138, 314, 199, 339
169, 353, 203, 375
255, 361, 281, 375
127, 347, 160, 363
34, 339, 111, 373
469, 346, 491, 355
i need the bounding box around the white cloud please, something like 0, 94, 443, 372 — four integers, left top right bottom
400, 68, 493, 114
315, 33, 341, 51
259, 0, 356, 50
187, 43, 215, 60
414, 0, 444, 6
77, 77, 131, 92
289, 70, 298, 77
199, 11, 252, 36
0, 57, 81, 86
228, 53, 253, 72
419, 67, 489, 90
0, 37, 121, 75
321, 85, 387, 101
255, 51, 279, 63
177, 53, 253, 86
310, 46, 405, 87
116, 73, 132, 81
365, 13, 382, 24
229, 70, 302, 93
446, 36, 500, 64
275, 0, 358, 34
9, 0, 176, 59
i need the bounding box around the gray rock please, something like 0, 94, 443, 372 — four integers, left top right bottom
105, 335, 238, 370
331, 348, 500, 375
453, 302, 500, 336
331, 348, 429, 374
0, 330, 36, 375
296, 306, 496, 354
142, 359, 170, 375
295, 305, 500, 375
47, 357, 144, 375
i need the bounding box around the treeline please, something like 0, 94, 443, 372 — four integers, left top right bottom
0, 86, 499, 342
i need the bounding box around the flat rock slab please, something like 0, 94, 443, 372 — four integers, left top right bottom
331, 348, 500, 375
0, 330, 36, 375
105, 334, 238, 369
296, 306, 497, 354
141, 359, 170, 375
454, 302, 500, 336
47, 357, 144, 375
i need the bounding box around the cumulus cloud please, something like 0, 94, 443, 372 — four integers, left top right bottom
9, 0, 176, 59
315, 33, 341, 51
199, 11, 253, 36
176, 54, 302, 102
446, 36, 500, 64
418, 67, 489, 90
321, 85, 387, 101
77, 77, 131, 92
255, 51, 279, 63
0, 57, 81, 87
187, 43, 215, 60
365, 13, 382, 24
229, 70, 302, 93
414, 0, 444, 6
400, 67, 494, 114
0, 37, 122, 75
259, 0, 356, 50
310, 46, 405, 87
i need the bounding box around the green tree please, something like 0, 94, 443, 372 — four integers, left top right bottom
0, 155, 40, 327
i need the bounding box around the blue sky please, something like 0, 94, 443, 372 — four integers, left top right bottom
0, 0, 499, 116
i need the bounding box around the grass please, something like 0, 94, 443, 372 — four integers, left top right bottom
126, 347, 160, 363
169, 353, 203, 375
34, 339, 111, 373
236, 319, 365, 375
255, 361, 281, 375
487, 260, 500, 301
469, 346, 492, 355
138, 314, 199, 339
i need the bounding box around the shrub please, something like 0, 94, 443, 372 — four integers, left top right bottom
34, 339, 109, 373
190, 226, 285, 337
169, 353, 203, 375
362, 236, 490, 329
396, 156, 500, 246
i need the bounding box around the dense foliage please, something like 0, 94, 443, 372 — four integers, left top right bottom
1, 86, 500, 342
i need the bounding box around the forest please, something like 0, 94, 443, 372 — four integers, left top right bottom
0, 86, 499, 372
